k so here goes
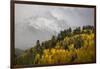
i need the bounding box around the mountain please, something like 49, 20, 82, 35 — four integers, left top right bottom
15, 26, 95, 65
15, 48, 24, 57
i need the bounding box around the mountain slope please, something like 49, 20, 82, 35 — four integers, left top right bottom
15, 26, 95, 65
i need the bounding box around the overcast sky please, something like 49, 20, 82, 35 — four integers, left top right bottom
15, 4, 94, 50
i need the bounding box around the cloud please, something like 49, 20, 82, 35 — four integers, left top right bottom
15, 4, 94, 50
28, 16, 61, 33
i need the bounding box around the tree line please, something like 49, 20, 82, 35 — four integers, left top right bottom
15, 25, 95, 65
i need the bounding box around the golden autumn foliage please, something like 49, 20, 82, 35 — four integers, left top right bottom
33, 33, 95, 64
15, 26, 95, 65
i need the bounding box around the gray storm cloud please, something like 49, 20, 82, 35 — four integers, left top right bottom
15, 4, 94, 50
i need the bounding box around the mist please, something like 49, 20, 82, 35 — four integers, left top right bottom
15, 4, 94, 50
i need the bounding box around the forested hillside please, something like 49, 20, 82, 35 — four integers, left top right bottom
15, 25, 95, 65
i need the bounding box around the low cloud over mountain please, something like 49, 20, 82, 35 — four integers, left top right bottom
15, 4, 94, 50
